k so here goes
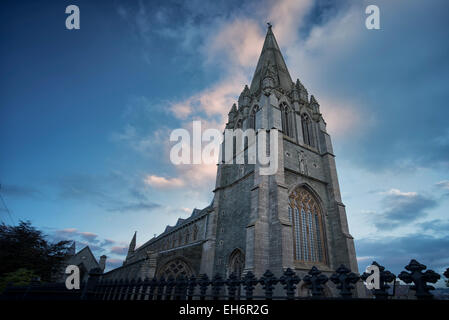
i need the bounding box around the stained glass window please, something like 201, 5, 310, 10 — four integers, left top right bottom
288, 187, 326, 263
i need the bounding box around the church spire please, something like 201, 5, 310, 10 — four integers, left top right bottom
249, 23, 293, 94
127, 231, 136, 257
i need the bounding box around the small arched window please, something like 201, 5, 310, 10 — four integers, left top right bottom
301, 114, 314, 147
249, 105, 259, 130
228, 249, 245, 278
280, 103, 293, 138
185, 230, 190, 244
288, 187, 326, 264
193, 225, 199, 241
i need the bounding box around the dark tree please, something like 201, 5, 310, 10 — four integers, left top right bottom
0, 220, 72, 282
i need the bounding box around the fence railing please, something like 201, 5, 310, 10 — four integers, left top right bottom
2, 259, 448, 301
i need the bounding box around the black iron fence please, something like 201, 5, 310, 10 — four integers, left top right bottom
2, 259, 448, 301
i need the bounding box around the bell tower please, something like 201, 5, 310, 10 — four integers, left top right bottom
210, 24, 358, 288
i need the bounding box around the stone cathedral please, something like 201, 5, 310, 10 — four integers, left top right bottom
103, 25, 359, 296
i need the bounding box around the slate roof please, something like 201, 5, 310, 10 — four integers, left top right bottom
136, 205, 213, 251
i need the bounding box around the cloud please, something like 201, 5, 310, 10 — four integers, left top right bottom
0, 184, 40, 198
144, 163, 217, 192
56, 172, 160, 213
206, 19, 264, 68
318, 98, 361, 138
51, 230, 107, 257
54, 228, 78, 237
79, 231, 99, 243
180, 207, 192, 214
303, 0, 449, 171
107, 202, 160, 213
50, 228, 129, 262
181, 164, 217, 185
79, 242, 105, 254
267, 0, 313, 46
100, 239, 116, 246
435, 180, 449, 191
53, 228, 98, 244
169, 73, 248, 123
110, 245, 128, 256
372, 189, 437, 230
106, 258, 123, 270
418, 219, 449, 234
110, 96, 174, 158
144, 175, 185, 189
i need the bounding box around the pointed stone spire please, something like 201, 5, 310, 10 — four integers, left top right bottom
309, 95, 320, 113
294, 78, 308, 102
227, 103, 238, 126
249, 23, 293, 94
310, 95, 319, 106
238, 85, 251, 108
229, 103, 237, 114
243, 84, 250, 96
127, 231, 136, 257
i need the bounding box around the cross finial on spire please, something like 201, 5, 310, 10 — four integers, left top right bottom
267, 22, 272, 29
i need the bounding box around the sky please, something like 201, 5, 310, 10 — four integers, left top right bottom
1, 0, 448, 284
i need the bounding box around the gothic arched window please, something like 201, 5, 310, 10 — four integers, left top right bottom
288, 187, 326, 263
185, 230, 190, 244
301, 114, 314, 147
158, 259, 193, 279
249, 105, 259, 130
228, 249, 245, 277
280, 103, 294, 138
193, 225, 198, 241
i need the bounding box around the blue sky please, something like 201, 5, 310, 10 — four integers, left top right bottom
1, 0, 448, 283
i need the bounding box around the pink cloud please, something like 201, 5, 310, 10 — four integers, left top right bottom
144, 175, 185, 189
182, 164, 217, 185
106, 258, 123, 269
54, 228, 79, 239
110, 246, 128, 255
206, 19, 264, 68
144, 164, 217, 192
267, 0, 313, 46
79, 231, 98, 242
170, 72, 248, 125
319, 98, 361, 138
